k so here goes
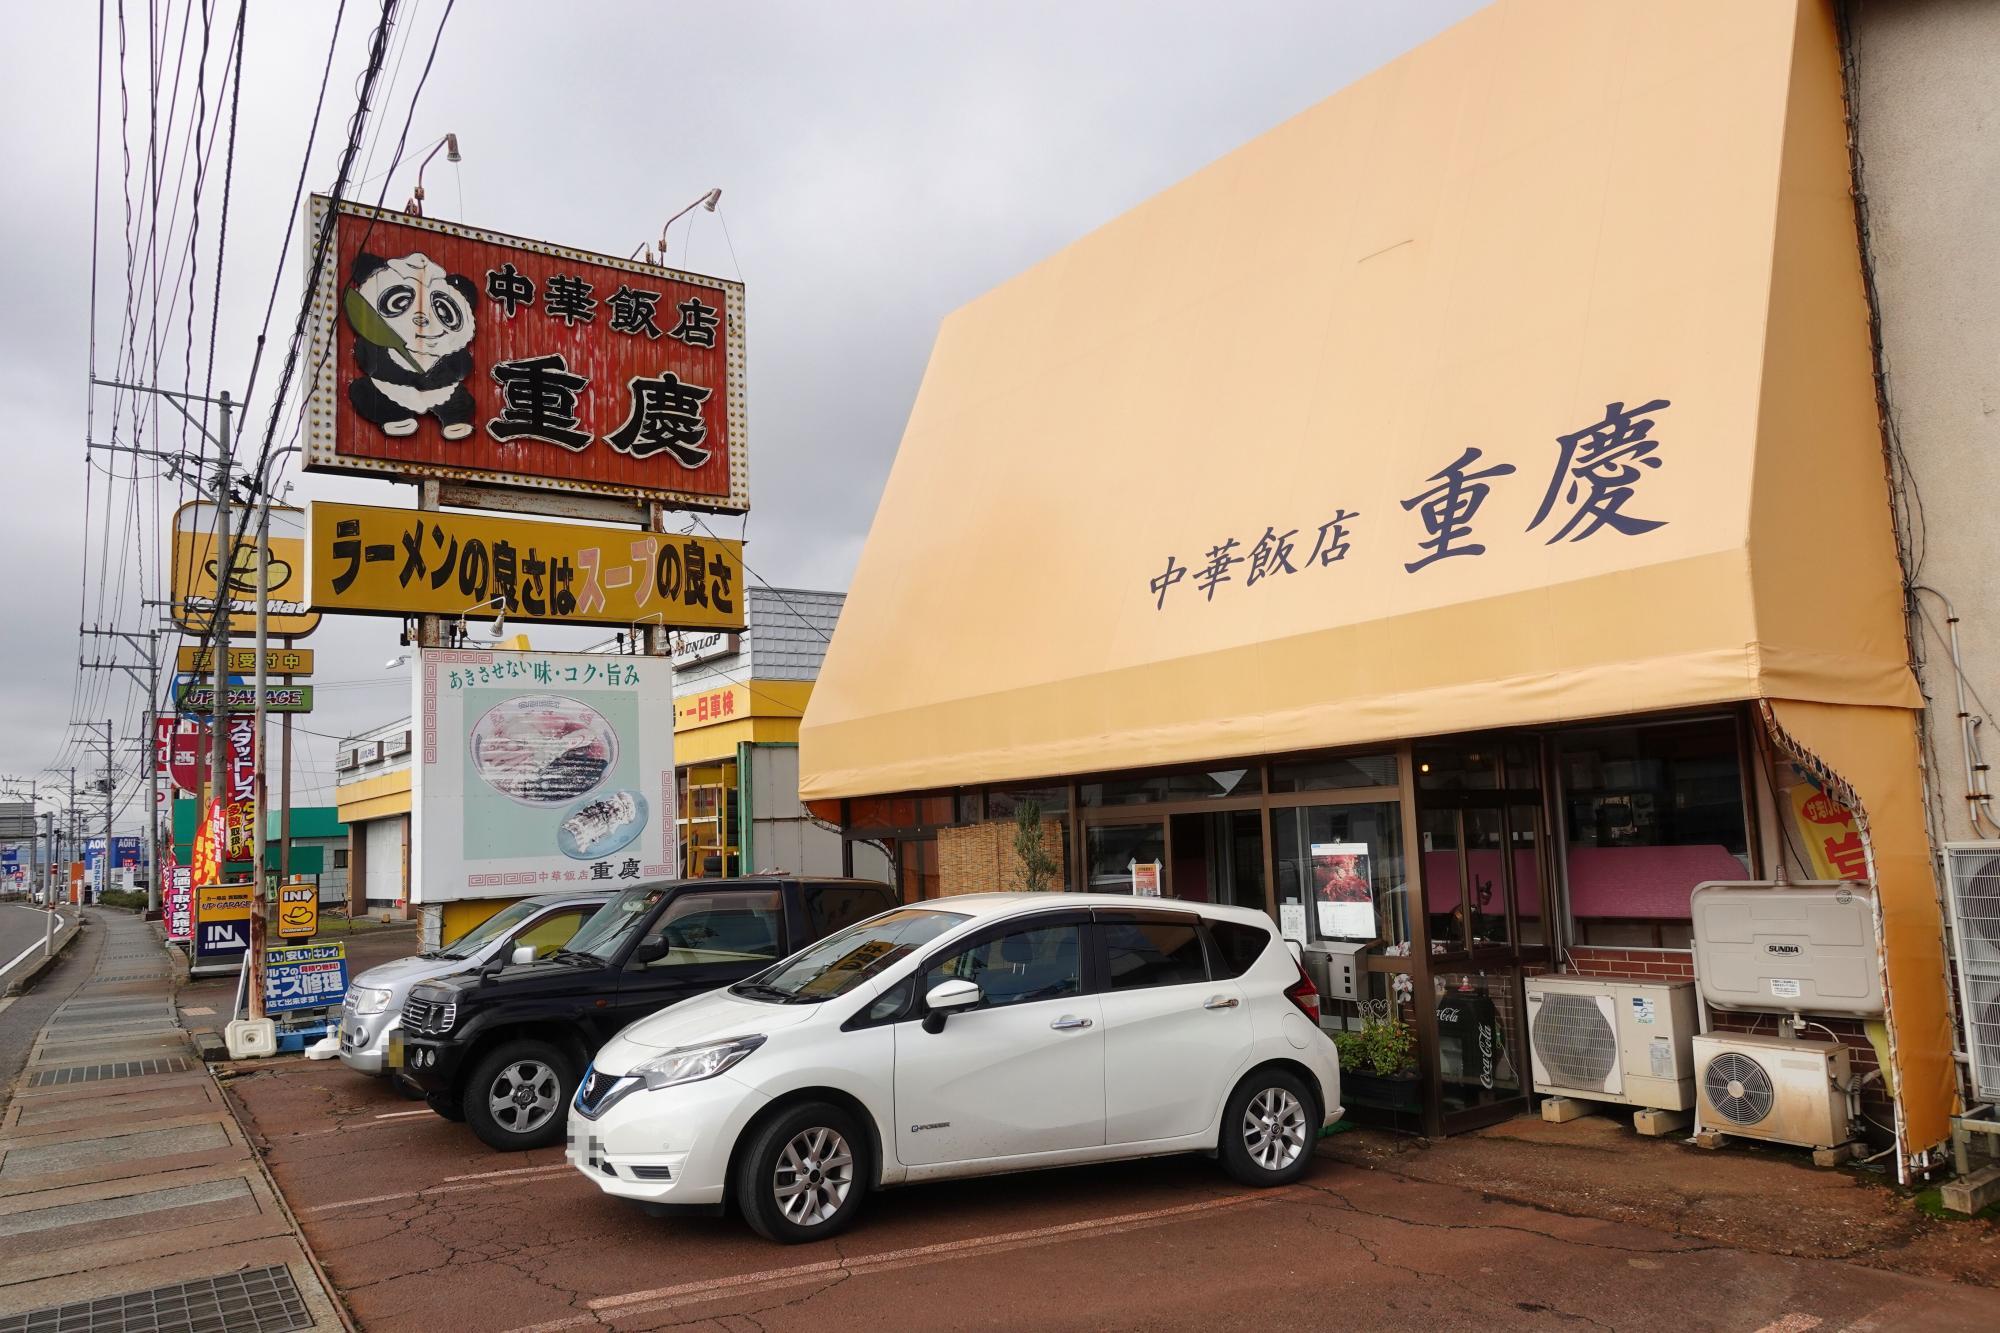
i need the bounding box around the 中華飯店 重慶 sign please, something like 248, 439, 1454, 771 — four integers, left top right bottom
303, 197, 746, 511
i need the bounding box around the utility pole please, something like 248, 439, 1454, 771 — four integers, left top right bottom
71, 723, 114, 902
87, 376, 240, 860
80, 626, 165, 910
248, 488, 269, 1022
209, 391, 234, 819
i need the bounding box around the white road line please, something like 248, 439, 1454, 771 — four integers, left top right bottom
0, 915, 62, 984
305, 1163, 576, 1213
504, 1188, 1296, 1332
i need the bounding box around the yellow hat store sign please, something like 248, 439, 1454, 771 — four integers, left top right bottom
308, 501, 746, 632
171, 500, 322, 637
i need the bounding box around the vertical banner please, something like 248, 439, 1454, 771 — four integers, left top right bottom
1789, 780, 1869, 881
412, 649, 676, 903
162, 861, 193, 943
191, 799, 226, 888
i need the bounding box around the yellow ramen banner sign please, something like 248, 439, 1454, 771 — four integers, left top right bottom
307, 502, 747, 632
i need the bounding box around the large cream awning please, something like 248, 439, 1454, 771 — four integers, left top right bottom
803, 0, 1916, 798
802, 0, 1953, 1151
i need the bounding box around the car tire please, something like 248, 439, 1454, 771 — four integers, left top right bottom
733, 1102, 869, 1244
424, 1091, 466, 1122
1218, 1067, 1317, 1187
463, 1040, 575, 1151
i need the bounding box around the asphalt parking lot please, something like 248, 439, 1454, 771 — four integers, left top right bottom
218, 1050, 1999, 1333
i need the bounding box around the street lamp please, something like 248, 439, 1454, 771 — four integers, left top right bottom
633, 187, 721, 265
405, 132, 463, 217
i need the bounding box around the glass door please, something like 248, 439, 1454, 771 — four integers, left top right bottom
1082, 820, 1169, 897
1415, 740, 1547, 1135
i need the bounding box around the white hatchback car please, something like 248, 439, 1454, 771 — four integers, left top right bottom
568, 893, 1340, 1242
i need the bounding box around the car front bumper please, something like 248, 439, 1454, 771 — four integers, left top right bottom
399, 1034, 471, 1096
566, 1070, 771, 1207
336, 1006, 401, 1075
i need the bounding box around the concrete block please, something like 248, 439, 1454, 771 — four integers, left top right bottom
1539, 1097, 1599, 1123
1939, 1165, 2000, 1216
1633, 1107, 1692, 1137
222, 1019, 276, 1060
1812, 1141, 1862, 1168
1692, 1129, 1728, 1150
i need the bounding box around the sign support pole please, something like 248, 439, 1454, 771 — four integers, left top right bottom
144, 631, 161, 915
208, 391, 233, 818
249, 496, 269, 1023
280, 706, 293, 888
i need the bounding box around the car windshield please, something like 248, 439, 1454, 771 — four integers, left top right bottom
734, 908, 968, 1004
564, 884, 673, 962
434, 899, 545, 960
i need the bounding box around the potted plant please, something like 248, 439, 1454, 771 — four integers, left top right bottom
1331, 1017, 1421, 1111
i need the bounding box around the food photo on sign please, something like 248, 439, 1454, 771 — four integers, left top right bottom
411, 649, 676, 906
1310, 842, 1374, 939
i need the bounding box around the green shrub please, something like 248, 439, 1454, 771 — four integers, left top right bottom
1331, 1016, 1416, 1076
95, 888, 149, 911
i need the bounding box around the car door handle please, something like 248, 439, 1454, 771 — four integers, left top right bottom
1050, 1015, 1093, 1031
1203, 995, 1240, 1010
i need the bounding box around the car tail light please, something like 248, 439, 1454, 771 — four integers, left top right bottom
1285, 961, 1321, 1024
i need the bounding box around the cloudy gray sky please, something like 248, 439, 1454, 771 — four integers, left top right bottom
0, 0, 1483, 831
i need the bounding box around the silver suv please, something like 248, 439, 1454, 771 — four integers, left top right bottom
337, 891, 611, 1075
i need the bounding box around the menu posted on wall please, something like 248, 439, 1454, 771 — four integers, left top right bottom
1310, 842, 1374, 938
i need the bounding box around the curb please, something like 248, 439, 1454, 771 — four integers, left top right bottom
3, 914, 84, 997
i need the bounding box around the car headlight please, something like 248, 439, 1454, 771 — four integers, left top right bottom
633, 1035, 766, 1091
348, 986, 394, 1015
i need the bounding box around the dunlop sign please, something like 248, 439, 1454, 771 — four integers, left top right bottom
307, 501, 747, 632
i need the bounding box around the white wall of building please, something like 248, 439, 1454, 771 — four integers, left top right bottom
1849, 0, 2000, 846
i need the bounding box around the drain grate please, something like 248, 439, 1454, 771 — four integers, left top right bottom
26, 1058, 191, 1087
88, 974, 170, 983
0, 1264, 310, 1333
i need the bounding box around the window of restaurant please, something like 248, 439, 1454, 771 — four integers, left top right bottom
1552, 716, 1752, 950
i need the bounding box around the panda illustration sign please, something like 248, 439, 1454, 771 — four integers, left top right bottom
304, 196, 747, 512
344, 251, 480, 440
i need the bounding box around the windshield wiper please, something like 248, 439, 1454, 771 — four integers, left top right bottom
730, 981, 799, 1004
551, 947, 602, 966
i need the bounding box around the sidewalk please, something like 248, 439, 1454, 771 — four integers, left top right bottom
0, 909, 347, 1331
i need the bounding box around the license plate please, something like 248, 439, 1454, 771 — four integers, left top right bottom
387, 1031, 404, 1068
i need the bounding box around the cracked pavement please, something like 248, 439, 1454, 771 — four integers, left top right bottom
217, 1050, 2000, 1333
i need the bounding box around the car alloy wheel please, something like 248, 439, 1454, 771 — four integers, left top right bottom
1242, 1086, 1307, 1172
772, 1126, 855, 1228
489, 1059, 562, 1134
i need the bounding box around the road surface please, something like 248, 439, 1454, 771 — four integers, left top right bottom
222, 1055, 1999, 1333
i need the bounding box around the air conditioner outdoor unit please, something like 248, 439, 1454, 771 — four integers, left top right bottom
1692, 1031, 1851, 1149
1943, 844, 2000, 1106
1526, 975, 1696, 1110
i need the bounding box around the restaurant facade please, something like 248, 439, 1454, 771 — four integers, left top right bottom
800, 0, 1963, 1177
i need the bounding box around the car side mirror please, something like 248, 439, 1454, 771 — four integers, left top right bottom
631, 937, 671, 966
510, 945, 536, 967
921, 978, 982, 1034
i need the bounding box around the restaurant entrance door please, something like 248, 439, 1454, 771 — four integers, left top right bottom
1413, 740, 1552, 1134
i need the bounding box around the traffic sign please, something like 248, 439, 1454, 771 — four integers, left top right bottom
278, 883, 319, 939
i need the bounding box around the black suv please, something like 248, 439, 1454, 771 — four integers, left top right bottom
397, 876, 895, 1150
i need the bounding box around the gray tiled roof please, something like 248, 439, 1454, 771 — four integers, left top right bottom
673, 587, 843, 694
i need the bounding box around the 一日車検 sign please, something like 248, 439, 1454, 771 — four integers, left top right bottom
303, 198, 747, 512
